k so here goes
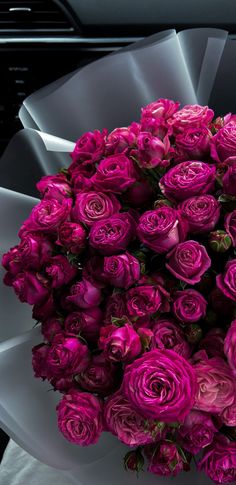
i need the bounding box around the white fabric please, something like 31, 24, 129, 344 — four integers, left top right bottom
0, 440, 77, 485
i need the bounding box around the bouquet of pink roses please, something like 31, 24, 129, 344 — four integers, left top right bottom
2, 98, 236, 484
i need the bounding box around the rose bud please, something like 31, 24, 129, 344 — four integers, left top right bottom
101, 252, 140, 289
45, 255, 78, 289
168, 104, 214, 133
137, 207, 187, 254
123, 349, 197, 422
12, 271, 50, 305
89, 212, 135, 255
197, 435, 236, 484
152, 317, 191, 359
209, 230, 232, 253
141, 98, 180, 123
92, 154, 137, 193
66, 279, 102, 309
179, 195, 220, 234
50, 375, 74, 393
159, 160, 216, 202
104, 293, 127, 326
45, 334, 90, 378
217, 259, 236, 302
105, 125, 137, 155
72, 191, 121, 227
36, 174, 72, 202
178, 410, 217, 454
224, 319, 236, 372
221, 401, 236, 427
124, 449, 145, 473
57, 390, 103, 446
184, 324, 202, 344
166, 240, 211, 285
137, 327, 154, 351
64, 307, 103, 343
57, 222, 86, 254
71, 129, 106, 163
133, 132, 170, 169
173, 289, 207, 324
145, 441, 187, 476
98, 323, 142, 363
76, 353, 118, 396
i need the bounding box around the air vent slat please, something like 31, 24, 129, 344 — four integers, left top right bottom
0, 0, 75, 34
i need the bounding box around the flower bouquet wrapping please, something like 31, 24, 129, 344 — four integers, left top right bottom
1, 28, 236, 485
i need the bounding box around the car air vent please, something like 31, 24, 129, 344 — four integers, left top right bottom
0, 0, 76, 34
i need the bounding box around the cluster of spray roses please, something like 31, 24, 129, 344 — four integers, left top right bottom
3, 99, 236, 484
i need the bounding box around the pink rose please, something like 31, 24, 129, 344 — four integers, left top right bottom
211, 122, 236, 163
152, 317, 191, 359
64, 307, 103, 342
2, 235, 53, 274
159, 160, 216, 202
178, 410, 217, 454
89, 212, 135, 255
36, 174, 72, 202
221, 401, 236, 427
145, 441, 186, 476
222, 163, 236, 196
45, 334, 90, 377
166, 240, 211, 284
216, 259, 236, 302
126, 285, 163, 318
2, 247, 24, 276
123, 349, 197, 422
175, 126, 212, 160
66, 279, 102, 309
225, 211, 236, 246
71, 129, 106, 163
104, 391, 158, 446
57, 222, 86, 254
101, 252, 140, 289
224, 319, 236, 372
105, 124, 138, 155
199, 328, 226, 359
92, 155, 137, 193
172, 289, 207, 323
133, 132, 170, 169
12, 271, 50, 305
19, 198, 72, 237
57, 390, 103, 446
179, 195, 220, 234
50, 375, 74, 392
45, 255, 77, 289
32, 294, 56, 322
32, 343, 49, 379
168, 104, 214, 133
75, 354, 117, 396
41, 316, 62, 341
198, 435, 236, 484
99, 323, 142, 363
141, 98, 180, 121
137, 207, 187, 254
72, 191, 120, 227
194, 357, 235, 413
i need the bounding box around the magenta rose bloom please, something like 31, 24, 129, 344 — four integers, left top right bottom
123, 349, 197, 422
133, 132, 170, 169
199, 328, 226, 359
223, 163, 236, 196
36, 174, 72, 202
12, 271, 50, 305
2, 235, 53, 274
64, 307, 103, 342
72, 191, 121, 227
198, 435, 236, 484
159, 160, 216, 202
89, 213, 135, 255
179, 195, 220, 234
178, 410, 217, 454
224, 319, 236, 372
57, 222, 86, 254
211, 122, 236, 163
66, 279, 102, 309
194, 356, 236, 413
104, 391, 158, 446
45, 255, 77, 289
71, 129, 106, 163
141, 98, 180, 121
19, 198, 72, 237
152, 317, 190, 359
57, 390, 103, 446
105, 125, 138, 155
45, 334, 90, 378
221, 401, 236, 427
76, 354, 117, 397
216, 259, 236, 302
175, 126, 212, 160
126, 285, 163, 318
137, 207, 187, 254
166, 240, 211, 285
32, 294, 56, 322
168, 104, 214, 133
173, 289, 207, 323
92, 155, 137, 193
101, 252, 140, 289
41, 316, 62, 342
145, 441, 186, 477
225, 211, 236, 246
99, 323, 142, 363
32, 343, 49, 379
